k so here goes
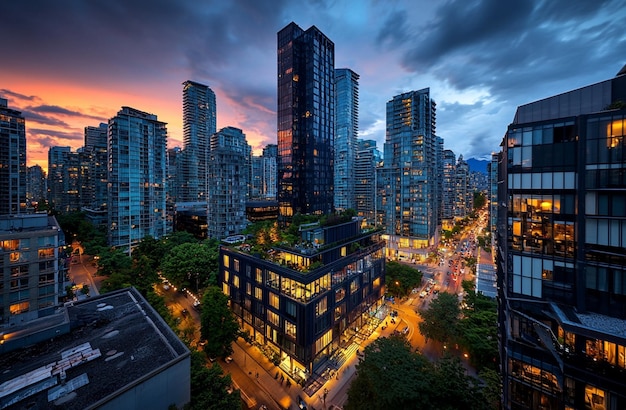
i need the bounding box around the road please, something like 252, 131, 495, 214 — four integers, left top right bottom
67, 242, 100, 297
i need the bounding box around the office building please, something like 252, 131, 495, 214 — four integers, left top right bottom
498, 65, 626, 409
0, 287, 190, 409
207, 127, 251, 239
334, 68, 359, 212
0, 213, 66, 326
107, 107, 169, 251
0, 97, 26, 215
441, 149, 456, 222
219, 216, 385, 377
383, 89, 439, 261
180, 80, 217, 203
262, 144, 278, 200
277, 22, 335, 222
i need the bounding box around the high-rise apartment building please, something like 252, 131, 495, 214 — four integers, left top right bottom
47, 147, 81, 213
107, 107, 168, 251
454, 154, 471, 218
334, 68, 359, 212
180, 80, 217, 203
262, 144, 278, 200
441, 149, 456, 222
498, 66, 626, 409
277, 22, 335, 222
81, 123, 109, 226
383, 89, 439, 261
354, 139, 382, 223
26, 165, 46, 207
207, 127, 251, 239
0, 97, 26, 215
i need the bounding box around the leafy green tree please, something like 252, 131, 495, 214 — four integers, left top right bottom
430, 354, 488, 410
200, 287, 240, 359
418, 292, 460, 344
345, 336, 433, 410
473, 191, 486, 210
186, 351, 240, 410
161, 241, 219, 291
459, 281, 498, 370
385, 261, 423, 297
478, 367, 502, 410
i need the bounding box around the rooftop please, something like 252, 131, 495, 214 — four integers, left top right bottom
0, 288, 189, 409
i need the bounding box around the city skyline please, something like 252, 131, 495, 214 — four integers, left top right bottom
2, 0, 625, 172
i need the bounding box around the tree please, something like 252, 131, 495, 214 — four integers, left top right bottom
430, 354, 488, 410
385, 261, 423, 297
200, 287, 240, 359
459, 281, 498, 370
418, 292, 460, 344
161, 241, 219, 292
187, 351, 240, 410
345, 336, 433, 410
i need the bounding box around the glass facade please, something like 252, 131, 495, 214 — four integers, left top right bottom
277, 22, 335, 222
108, 107, 169, 251
0, 98, 26, 215
499, 69, 626, 409
383, 89, 439, 259
334, 68, 359, 212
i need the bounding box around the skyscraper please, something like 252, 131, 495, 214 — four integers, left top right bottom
262, 144, 278, 200
454, 154, 471, 218
207, 126, 251, 239
0, 97, 26, 215
108, 107, 169, 251
334, 68, 359, 212
277, 22, 335, 222
83, 123, 108, 211
26, 164, 46, 207
383, 89, 439, 261
498, 66, 626, 409
441, 149, 456, 222
47, 146, 81, 213
181, 80, 217, 203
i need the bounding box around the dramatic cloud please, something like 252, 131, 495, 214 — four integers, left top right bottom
1, 0, 625, 171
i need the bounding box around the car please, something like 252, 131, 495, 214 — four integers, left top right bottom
181, 308, 188, 316
402, 326, 409, 334
224, 356, 233, 363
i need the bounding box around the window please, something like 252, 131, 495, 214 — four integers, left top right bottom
255, 286, 263, 300
233, 259, 240, 272
315, 296, 327, 317
268, 292, 280, 309
256, 268, 263, 283
267, 310, 280, 327
314, 330, 332, 354
38, 248, 54, 259
285, 320, 296, 338
285, 300, 296, 318
10, 301, 29, 315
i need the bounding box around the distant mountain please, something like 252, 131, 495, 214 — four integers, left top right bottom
466, 158, 489, 174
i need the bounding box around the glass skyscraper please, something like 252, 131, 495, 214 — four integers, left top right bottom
0, 97, 26, 215
383, 89, 439, 261
108, 107, 169, 251
277, 22, 335, 223
498, 66, 626, 409
181, 80, 217, 203
334, 68, 359, 212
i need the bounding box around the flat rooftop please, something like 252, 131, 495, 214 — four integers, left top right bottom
0, 288, 189, 409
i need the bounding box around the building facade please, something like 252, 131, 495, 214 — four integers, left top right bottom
498, 66, 626, 410
47, 147, 82, 213
441, 149, 456, 222
207, 127, 251, 240
354, 139, 382, 224
277, 22, 335, 222
0, 98, 26, 215
107, 107, 169, 251
180, 80, 217, 203
219, 217, 385, 377
0, 213, 66, 326
454, 154, 471, 218
334, 68, 359, 212
262, 144, 278, 200
383, 89, 439, 261
26, 165, 46, 208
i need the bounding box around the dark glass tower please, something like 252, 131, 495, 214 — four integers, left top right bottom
0, 97, 26, 215
498, 66, 626, 409
277, 22, 335, 223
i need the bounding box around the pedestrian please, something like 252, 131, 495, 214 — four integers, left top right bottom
256, 372, 259, 379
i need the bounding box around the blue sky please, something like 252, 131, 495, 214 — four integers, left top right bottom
2, 0, 625, 170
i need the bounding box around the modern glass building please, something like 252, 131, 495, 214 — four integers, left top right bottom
207, 126, 251, 240
107, 107, 169, 251
442, 149, 457, 222
219, 217, 385, 378
334, 68, 359, 212
277, 22, 335, 223
498, 66, 626, 409
383, 89, 439, 261
355, 139, 382, 224
180, 80, 217, 203
47, 146, 81, 213
0, 97, 26, 215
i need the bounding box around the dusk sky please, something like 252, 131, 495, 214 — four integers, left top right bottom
2, 0, 625, 172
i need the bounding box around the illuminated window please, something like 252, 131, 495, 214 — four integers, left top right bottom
267, 310, 280, 327
315, 297, 327, 317
584, 385, 605, 410
10, 301, 29, 315
268, 292, 280, 309
255, 287, 263, 300
285, 320, 296, 338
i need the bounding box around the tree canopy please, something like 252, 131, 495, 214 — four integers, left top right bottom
160, 241, 220, 291
385, 261, 423, 297
418, 291, 460, 344
186, 351, 240, 410
200, 286, 240, 359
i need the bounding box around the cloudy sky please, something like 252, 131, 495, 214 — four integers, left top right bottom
2, 0, 625, 172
